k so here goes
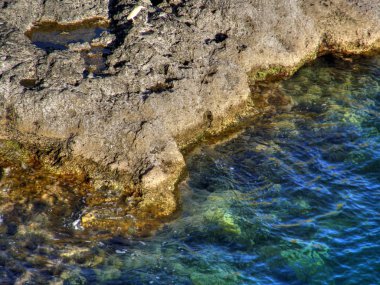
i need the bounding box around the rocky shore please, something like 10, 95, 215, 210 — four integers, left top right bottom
0, 0, 379, 231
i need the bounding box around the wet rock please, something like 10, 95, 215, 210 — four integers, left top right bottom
15, 271, 33, 285
1, 0, 380, 228
22, 233, 46, 251
205, 209, 242, 235
280, 242, 330, 282
190, 271, 238, 285
95, 267, 122, 283
203, 194, 242, 236
61, 269, 87, 285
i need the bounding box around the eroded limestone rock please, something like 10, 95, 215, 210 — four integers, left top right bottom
0, 0, 379, 228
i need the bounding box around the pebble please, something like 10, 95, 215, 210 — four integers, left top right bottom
72, 219, 83, 230
115, 249, 128, 254
3, 167, 10, 176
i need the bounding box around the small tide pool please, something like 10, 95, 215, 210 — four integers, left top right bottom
24, 19, 112, 77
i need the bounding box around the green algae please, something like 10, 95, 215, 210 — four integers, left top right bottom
280, 242, 330, 282
202, 191, 242, 236
249, 49, 319, 84
252, 65, 288, 82
0, 140, 31, 165
204, 208, 242, 235
169, 253, 241, 285
61, 269, 87, 285
95, 267, 122, 283
190, 270, 239, 285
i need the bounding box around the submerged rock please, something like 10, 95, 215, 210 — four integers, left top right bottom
0, 0, 380, 230
280, 242, 330, 282
190, 271, 239, 285
204, 209, 242, 236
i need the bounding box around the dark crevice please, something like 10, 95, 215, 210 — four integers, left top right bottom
107, 0, 134, 49
1, 0, 9, 9
150, 0, 164, 6
205, 33, 228, 45
204, 110, 213, 128
214, 33, 228, 43
19, 79, 39, 89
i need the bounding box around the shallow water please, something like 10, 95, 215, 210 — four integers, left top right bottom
25, 20, 111, 77
26, 23, 106, 52
1, 55, 380, 284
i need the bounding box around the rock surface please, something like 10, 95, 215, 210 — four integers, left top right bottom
0, 0, 379, 224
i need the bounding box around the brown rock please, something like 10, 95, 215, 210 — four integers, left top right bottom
0, 0, 379, 223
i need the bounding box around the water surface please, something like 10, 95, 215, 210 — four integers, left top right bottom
24, 19, 111, 77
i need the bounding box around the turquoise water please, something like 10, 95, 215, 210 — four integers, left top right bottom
1, 55, 380, 284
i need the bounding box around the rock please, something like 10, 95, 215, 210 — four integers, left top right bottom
0, 0, 380, 229
60, 269, 87, 285
68, 42, 92, 52
190, 271, 239, 285
204, 208, 242, 235
91, 31, 116, 47
280, 242, 330, 282
15, 271, 33, 285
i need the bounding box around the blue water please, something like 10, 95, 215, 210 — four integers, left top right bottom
1, 55, 379, 284
132, 55, 380, 285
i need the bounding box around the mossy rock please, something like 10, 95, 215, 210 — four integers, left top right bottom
280, 242, 329, 282
95, 267, 122, 283
204, 208, 241, 236
190, 271, 239, 285
61, 269, 87, 285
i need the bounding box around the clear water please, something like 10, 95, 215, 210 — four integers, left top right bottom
25, 21, 107, 52
1, 55, 379, 284
24, 21, 111, 77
